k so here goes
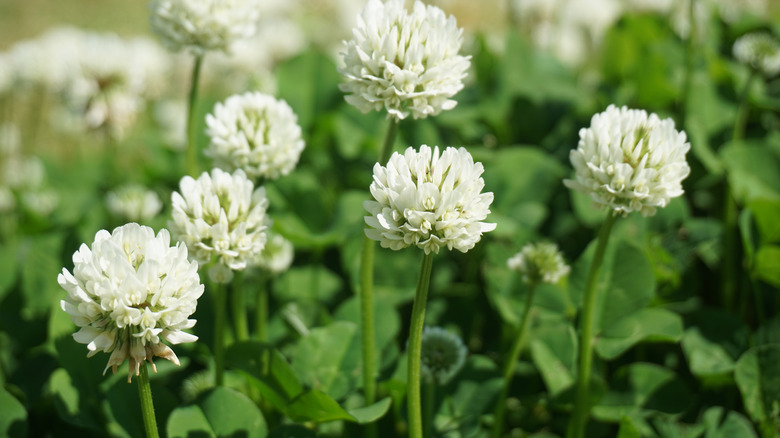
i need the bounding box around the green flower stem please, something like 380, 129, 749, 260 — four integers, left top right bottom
358, 118, 399, 438
214, 281, 226, 386
360, 236, 378, 406
567, 212, 618, 438
423, 379, 436, 438
732, 70, 756, 143
255, 273, 269, 342
722, 69, 756, 311
491, 281, 539, 438
680, 0, 696, 127
186, 55, 204, 176
359, 118, 400, 410
137, 363, 160, 438
379, 118, 400, 165
407, 252, 435, 438
232, 271, 249, 342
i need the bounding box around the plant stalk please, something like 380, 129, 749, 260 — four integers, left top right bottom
407, 252, 435, 438
566, 212, 618, 438
232, 271, 249, 342
186, 55, 204, 176
491, 281, 538, 438
137, 363, 160, 438
359, 117, 399, 438
214, 281, 226, 386
256, 273, 269, 342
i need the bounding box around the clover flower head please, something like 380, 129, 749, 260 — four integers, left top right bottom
252, 231, 294, 275
106, 184, 163, 223
364, 145, 495, 254
419, 326, 467, 385
169, 168, 269, 280
507, 242, 570, 285
58, 223, 204, 381
149, 0, 260, 55
563, 105, 691, 217
339, 0, 470, 120
733, 32, 780, 76
205, 92, 305, 180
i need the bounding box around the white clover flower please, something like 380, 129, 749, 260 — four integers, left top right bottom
169, 168, 269, 279
733, 32, 780, 76
58, 223, 204, 381
507, 242, 570, 285
149, 0, 260, 55
0, 186, 15, 213
2, 155, 45, 191
419, 326, 467, 385
339, 0, 470, 120
21, 189, 59, 216
154, 99, 188, 151
106, 184, 163, 223
252, 231, 294, 274
205, 92, 305, 180
364, 145, 495, 254
55, 32, 170, 139
563, 105, 691, 217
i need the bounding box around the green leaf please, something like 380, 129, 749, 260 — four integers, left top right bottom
268, 425, 319, 438
437, 355, 503, 438
47, 368, 100, 431
754, 245, 780, 288
21, 233, 65, 317
291, 321, 360, 400
720, 144, 780, 203
748, 199, 780, 244
0, 385, 27, 438
596, 308, 684, 360
703, 407, 758, 438
592, 363, 693, 423
479, 146, 566, 226
530, 320, 578, 396
167, 387, 267, 438
273, 265, 344, 305
333, 294, 401, 365
681, 310, 749, 379
734, 345, 780, 434
617, 416, 642, 438
596, 240, 656, 333
346, 397, 392, 423
0, 238, 19, 301
225, 342, 304, 410
276, 50, 342, 132
284, 390, 391, 424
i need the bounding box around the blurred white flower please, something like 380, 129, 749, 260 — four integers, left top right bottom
511, 0, 621, 67
564, 105, 690, 217
0, 122, 21, 157
252, 231, 294, 274
364, 145, 495, 254
21, 189, 59, 216
107, 184, 163, 223
507, 242, 570, 285
149, 0, 260, 55
154, 99, 188, 151
2, 155, 45, 190
58, 223, 203, 381
419, 326, 467, 385
339, 0, 470, 120
62, 33, 170, 139
169, 168, 269, 279
0, 186, 15, 213
205, 92, 305, 180
733, 32, 780, 76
